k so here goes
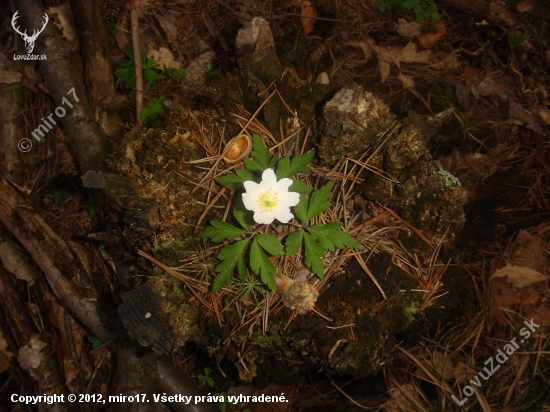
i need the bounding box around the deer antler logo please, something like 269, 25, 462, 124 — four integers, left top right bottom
11, 11, 49, 54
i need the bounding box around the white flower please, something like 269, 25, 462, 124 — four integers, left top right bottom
242, 168, 300, 224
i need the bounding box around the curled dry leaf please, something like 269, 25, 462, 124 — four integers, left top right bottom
417, 21, 446, 49
463, 66, 515, 100
395, 19, 421, 38
398, 72, 415, 89
383, 383, 420, 412
415, 351, 476, 384
490, 263, 546, 289
534, 104, 550, 126
300, 1, 317, 35
509, 101, 544, 135
505, 229, 549, 274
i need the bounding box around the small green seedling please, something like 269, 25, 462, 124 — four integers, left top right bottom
198, 367, 214, 388
507, 32, 530, 48
139, 95, 166, 127
377, 0, 440, 22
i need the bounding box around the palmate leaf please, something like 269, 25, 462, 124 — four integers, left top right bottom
303, 233, 325, 278
255, 233, 284, 256
289, 180, 313, 195
294, 181, 333, 223
250, 239, 277, 291
200, 220, 244, 242
285, 230, 304, 255
307, 222, 362, 251
275, 150, 315, 179
307, 181, 333, 221
250, 134, 271, 170
215, 168, 257, 189
212, 238, 249, 291
233, 196, 252, 230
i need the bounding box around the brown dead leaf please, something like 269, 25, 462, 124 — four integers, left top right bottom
371, 41, 434, 84
0, 67, 22, 84
438, 150, 490, 173
395, 19, 421, 38
490, 277, 523, 326
517, 0, 536, 12
464, 67, 515, 100
344, 40, 373, 66
526, 304, 550, 330
490, 263, 546, 288
300, 1, 317, 35
383, 383, 420, 412
505, 230, 549, 274
115, 13, 132, 52
509, 101, 544, 135
533, 104, 550, 126
417, 22, 446, 49
0, 329, 13, 373
415, 351, 476, 384
398, 72, 415, 89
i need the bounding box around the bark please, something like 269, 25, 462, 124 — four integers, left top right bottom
15, 0, 114, 174
0, 266, 74, 412
113, 341, 218, 412
0, 79, 25, 184
0, 179, 118, 343
71, 0, 124, 139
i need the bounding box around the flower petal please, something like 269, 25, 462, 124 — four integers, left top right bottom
273, 177, 293, 192
275, 210, 294, 223
253, 211, 274, 224
277, 191, 300, 208
259, 168, 277, 191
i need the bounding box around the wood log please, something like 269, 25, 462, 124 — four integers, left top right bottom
0, 179, 118, 343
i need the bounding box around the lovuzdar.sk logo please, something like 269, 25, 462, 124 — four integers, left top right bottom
11, 10, 48, 61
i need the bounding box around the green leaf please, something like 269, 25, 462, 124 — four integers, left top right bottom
212, 238, 249, 291
144, 69, 166, 82
235, 168, 256, 182
87, 335, 103, 349
29, 155, 39, 165
233, 196, 252, 230
255, 234, 284, 255
215, 173, 245, 189
243, 159, 265, 173
307, 222, 362, 252
275, 150, 315, 179
175, 69, 186, 83
146, 58, 159, 69
285, 230, 304, 255
53, 187, 73, 203
303, 233, 325, 278
289, 180, 313, 195
200, 220, 244, 242
250, 239, 276, 291
294, 194, 308, 223
250, 134, 270, 170
306, 181, 333, 221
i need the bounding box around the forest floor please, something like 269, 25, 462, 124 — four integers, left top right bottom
1, 0, 549, 411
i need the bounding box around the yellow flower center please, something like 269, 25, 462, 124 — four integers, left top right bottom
257, 188, 279, 212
